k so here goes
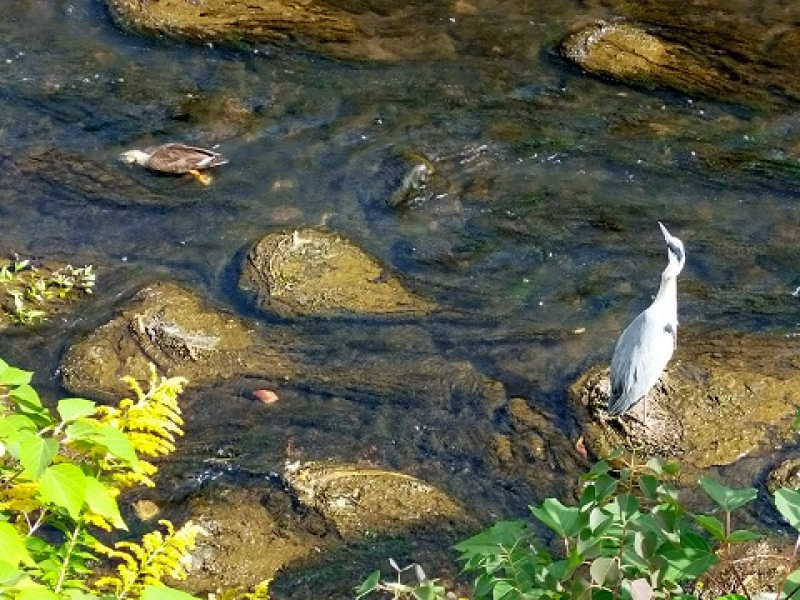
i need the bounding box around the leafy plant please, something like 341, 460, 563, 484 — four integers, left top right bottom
356, 558, 456, 600
448, 453, 800, 599
0, 258, 95, 325
0, 358, 201, 599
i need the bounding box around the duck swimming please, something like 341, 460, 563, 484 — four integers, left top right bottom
120, 143, 228, 185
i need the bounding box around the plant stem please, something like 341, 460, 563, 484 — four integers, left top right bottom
55, 521, 82, 594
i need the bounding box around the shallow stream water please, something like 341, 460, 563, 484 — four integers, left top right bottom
1, 0, 800, 561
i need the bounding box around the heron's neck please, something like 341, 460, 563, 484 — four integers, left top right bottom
654, 267, 679, 314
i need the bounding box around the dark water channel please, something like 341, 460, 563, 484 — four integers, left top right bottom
2, 0, 800, 589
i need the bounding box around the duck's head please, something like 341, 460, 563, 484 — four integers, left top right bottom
119, 149, 151, 166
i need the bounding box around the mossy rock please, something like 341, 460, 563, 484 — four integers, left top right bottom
239, 229, 435, 318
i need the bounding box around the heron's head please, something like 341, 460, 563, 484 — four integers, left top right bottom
658, 222, 685, 273
119, 149, 150, 166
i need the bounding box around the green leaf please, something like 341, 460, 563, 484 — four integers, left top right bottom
0, 522, 35, 567
10, 384, 41, 407
84, 477, 127, 530
18, 435, 58, 480
142, 586, 200, 600
693, 515, 726, 540
727, 529, 762, 543
607, 493, 639, 521
698, 477, 757, 512
17, 588, 63, 600
39, 463, 87, 519
0, 364, 32, 386
638, 475, 660, 501
589, 556, 619, 586
775, 488, 800, 529
530, 498, 585, 538
660, 539, 716, 581
56, 398, 97, 423
355, 570, 381, 597
89, 424, 139, 465
780, 567, 800, 599
0, 559, 27, 586
0, 414, 38, 440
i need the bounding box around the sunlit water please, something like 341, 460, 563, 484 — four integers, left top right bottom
1, 0, 799, 525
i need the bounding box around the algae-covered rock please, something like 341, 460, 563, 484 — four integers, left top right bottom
61, 280, 293, 401
560, 3, 800, 110
239, 229, 435, 318
105, 0, 455, 61
570, 328, 799, 471
284, 461, 473, 538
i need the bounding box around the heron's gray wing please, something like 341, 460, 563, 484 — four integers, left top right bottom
608, 309, 675, 414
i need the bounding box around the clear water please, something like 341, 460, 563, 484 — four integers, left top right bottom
1, 0, 799, 522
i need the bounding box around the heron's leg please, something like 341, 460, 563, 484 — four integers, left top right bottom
189, 169, 212, 185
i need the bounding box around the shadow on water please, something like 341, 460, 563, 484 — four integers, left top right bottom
2, 0, 800, 592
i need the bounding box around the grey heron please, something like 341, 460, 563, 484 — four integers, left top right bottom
607, 222, 685, 419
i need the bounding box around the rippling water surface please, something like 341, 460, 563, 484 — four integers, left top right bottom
1, 0, 799, 531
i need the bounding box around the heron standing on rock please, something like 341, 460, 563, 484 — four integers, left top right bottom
608, 222, 686, 421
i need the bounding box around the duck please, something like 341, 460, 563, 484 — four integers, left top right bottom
120, 143, 228, 185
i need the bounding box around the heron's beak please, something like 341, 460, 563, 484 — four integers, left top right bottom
658, 221, 671, 240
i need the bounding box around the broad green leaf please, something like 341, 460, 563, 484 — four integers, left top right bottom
638, 474, 659, 501
142, 586, 201, 600
589, 556, 618, 586
0, 559, 27, 586
65, 418, 101, 442
531, 498, 585, 538
0, 415, 38, 440
0, 365, 32, 386
780, 567, 800, 599
660, 542, 716, 580
0, 522, 35, 566
89, 424, 139, 465
698, 477, 756, 512
56, 398, 97, 423
633, 530, 659, 561
727, 529, 762, 543
629, 578, 653, 600
589, 475, 617, 504
84, 477, 127, 530
10, 384, 41, 407
355, 570, 381, 597
589, 507, 612, 535
607, 493, 639, 521
454, 520, 528, 554
717, 595, 748, 600
18, 435, 58, 480
17, 587, 61, 600
693, 515, 725, 540
775, 488, 800, 529
39, 463, 87, 519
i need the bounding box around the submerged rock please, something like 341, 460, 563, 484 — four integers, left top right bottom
284, 461, 473, 538
571, 329, 799, 471
105, 0, 456, 61
61, 280, 293, 402
6, 146, 180, 207
239, 229, 435, 318
560, 17, 800, 109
